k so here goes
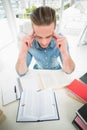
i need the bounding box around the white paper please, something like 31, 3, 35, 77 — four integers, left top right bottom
1, 74, 18, 106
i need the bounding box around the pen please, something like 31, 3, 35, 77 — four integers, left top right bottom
14, 86, 17, 100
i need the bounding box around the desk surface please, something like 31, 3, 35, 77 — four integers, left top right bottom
0, 69, 84, 130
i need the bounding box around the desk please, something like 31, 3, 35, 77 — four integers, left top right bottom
0, 69, 84, 130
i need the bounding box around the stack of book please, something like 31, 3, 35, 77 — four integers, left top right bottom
66, 73, 87, 129
72, 103, 87, 130
66, 73, 87, 103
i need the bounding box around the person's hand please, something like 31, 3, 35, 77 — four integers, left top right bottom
20, 31, 35, 52
53, 33, 68, 54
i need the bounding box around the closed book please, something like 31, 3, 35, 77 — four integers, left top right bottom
72, 115, 87, 130
76, 103, 87, 125
79, 73, 87, 84
67, 79, 87, 102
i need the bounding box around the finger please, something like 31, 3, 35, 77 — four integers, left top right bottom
24, 39, 31, 47
56, 38, 65, 43
30, 30, 35, 37
53, 33, 62, 39
56, 42, 61, 48
56, 38, 63, 48
26, 41, 28, 46
29, 36, 35, 47
28, 32, 34, 39
25, 34, 34, 47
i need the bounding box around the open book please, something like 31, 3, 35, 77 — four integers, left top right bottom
16, 88, 59, 122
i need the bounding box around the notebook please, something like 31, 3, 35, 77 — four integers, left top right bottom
1, 76, 20, 106
67, 79, 87, 102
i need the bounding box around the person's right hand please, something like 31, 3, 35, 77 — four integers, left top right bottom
20, 31, 35, 52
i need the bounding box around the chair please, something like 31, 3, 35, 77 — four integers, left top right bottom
78, 24, 87, 45
17, 20, 32, 49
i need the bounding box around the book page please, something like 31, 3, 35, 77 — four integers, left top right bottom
20, 71, 42, 91
17, 90, 39, 121
19, 70, 72, 91
1, 74, 18, 105
38, 70, 71, 89
39, 89, 57, 120
23, 90, 39, 119
17, 88, 59, 121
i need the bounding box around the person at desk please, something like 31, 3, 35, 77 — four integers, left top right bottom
16, 6, 75, 76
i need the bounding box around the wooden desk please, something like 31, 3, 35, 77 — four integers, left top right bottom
0, 69, 84, 130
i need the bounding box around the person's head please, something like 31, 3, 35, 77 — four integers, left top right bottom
30, 6, 56, 48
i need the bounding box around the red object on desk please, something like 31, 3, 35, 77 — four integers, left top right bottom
67, 79, 87, 102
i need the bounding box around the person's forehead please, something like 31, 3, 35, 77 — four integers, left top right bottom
33, 23, 55, 36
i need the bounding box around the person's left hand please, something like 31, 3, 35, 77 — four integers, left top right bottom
53, 33, 68, 54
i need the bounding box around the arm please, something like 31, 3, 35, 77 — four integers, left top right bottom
53, 33, 75, 74
16, 32, 34, 75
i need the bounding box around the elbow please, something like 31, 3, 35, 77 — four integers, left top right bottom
15, 64, 27, 77
63, 63, 75, 74
65, 67, 75, 74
